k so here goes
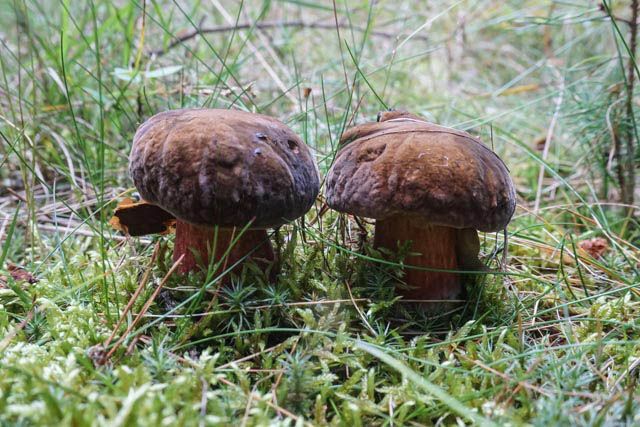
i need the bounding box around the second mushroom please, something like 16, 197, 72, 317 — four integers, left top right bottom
326, 111, 516, 305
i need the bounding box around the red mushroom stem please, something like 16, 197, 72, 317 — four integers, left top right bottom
374, 216, 463, 302
174, 220, 275, 276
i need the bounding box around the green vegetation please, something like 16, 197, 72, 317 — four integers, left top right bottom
1, 0, 639, 425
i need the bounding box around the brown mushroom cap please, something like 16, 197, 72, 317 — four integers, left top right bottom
129, 109, 320, 228
326, 112, 516, 232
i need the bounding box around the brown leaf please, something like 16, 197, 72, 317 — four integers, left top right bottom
6, 264, 38, 284
578, 237, 609, 259
533, 136, 546, 151
110, 198, 176, 237
303, 87, 312, 99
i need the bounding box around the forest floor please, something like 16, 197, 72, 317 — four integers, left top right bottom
1, 1, 639, 425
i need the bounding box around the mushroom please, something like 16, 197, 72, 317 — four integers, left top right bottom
128, 108, 320, 274
325, 111, 516, 304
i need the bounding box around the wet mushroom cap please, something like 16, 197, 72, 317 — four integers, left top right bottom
326, 114, 516, 232
129, 109, 320, 228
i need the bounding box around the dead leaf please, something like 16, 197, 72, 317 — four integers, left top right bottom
7, 264, 38, 284
533, 136, 546, 151
578, 238, 609, 259
110, 199, 176, 237
8, 266, 37, 284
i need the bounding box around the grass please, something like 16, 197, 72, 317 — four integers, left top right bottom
1, 0, 639, 425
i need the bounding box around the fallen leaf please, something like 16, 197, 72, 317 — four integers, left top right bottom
578, 238, 609, 259
533, 136, 546, 151
110, 199, 176, 237
7, 264, 38, 284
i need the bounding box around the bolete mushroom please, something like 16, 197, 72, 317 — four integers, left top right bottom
325, 111, 516, 304
127, 108, 320, 274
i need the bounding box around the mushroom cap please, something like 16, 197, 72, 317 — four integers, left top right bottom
129, 109, 320, 228
325, 112, 516, 232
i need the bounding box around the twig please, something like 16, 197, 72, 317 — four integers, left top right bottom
240, 386, 256, 427
6, 188, 27, 203
605, 98, 625, 173
345, 279, 376, 334
599, 3, 636, 26
612, 356, 640, 389
150, 20, 425, 56
622, 0, 638, 208
103, 242, 160, 348
104, 254, 184, 361
603, 0, 639, 209
270, 337, 299, 419
308, 202, 329, 226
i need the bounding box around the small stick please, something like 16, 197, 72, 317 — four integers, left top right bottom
345, 279, 376, 335
150, 20, 425, 56
105, 254, 184, 360
240, 387, 256, 427
6, 188, 27, 203
270, 337, 300, 416
103, 242, 160, 348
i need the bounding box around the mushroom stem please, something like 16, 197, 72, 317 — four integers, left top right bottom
374, 217, 463, 302
174, 220, 275, 276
